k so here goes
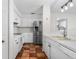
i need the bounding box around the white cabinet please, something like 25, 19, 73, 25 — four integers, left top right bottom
43, 37, 76, 59
43, 38, 51, 59
14, 35, 23, 58
50, 43, 72, 59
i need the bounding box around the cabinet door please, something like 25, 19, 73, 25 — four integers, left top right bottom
58, 44, 76, 59
42, 37, 46, 51
45, 41, 50, 58
14, 36, 19, 58
19, 37, 23, 50
43, 37, 51, 59
14, 36, 23, 58
51, 43, 72, 59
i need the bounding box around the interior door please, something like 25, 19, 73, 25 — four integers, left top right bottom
2, 0, 9, 59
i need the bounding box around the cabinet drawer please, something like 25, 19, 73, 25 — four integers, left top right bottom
51, 45, 72, 59
50, 41, 76, 59
57, 44, 76, 59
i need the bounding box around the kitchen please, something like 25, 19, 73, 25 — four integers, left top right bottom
2, 0, 76, 59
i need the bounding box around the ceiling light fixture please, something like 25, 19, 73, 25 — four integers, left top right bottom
64, 5, 68, 10
69, 2, 74, 7
61, 0, 73, 12
61, 8, 64, 12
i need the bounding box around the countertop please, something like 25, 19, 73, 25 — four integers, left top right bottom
44, 35, 76, 52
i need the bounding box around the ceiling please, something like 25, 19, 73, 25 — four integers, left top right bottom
14, 0, 46, 15
14, 0, 76, 15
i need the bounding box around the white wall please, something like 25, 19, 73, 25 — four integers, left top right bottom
43, 4, 51, 35
50, 12, 76, 40
22, 33, 33, 43
21, 14, 42, 27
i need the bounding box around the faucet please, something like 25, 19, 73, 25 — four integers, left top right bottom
57, 24, 67, 38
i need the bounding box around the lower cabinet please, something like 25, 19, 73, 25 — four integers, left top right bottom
14, 35, 23, 58
50, 44, 72, 59
43, 37, 75, 59
43, 37, 52, 59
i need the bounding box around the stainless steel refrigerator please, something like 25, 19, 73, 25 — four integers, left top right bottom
33, 21, 42, 46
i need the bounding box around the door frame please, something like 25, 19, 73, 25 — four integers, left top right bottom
2, 0, 9, 59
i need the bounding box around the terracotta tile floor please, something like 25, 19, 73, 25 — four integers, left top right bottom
16, 43, 48, 59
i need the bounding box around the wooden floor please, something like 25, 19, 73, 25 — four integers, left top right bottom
16, 43, 48, 59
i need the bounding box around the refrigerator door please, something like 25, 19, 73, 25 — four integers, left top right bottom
33, 21, 42, 46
